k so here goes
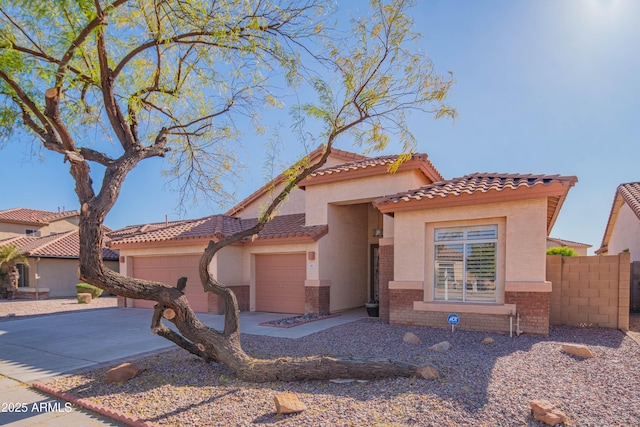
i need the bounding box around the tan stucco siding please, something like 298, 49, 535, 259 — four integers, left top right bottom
392, 198, 549, 297
0, 223, 43, 239
305, 170, 430, 226
608, 202, 640, 261
318, 204, 369, 312
26, 258, 118, 297
234, 184, 306, 219
46, 217, 80, 234
232, 155, 350, 219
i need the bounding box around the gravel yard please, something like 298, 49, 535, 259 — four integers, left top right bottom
0, 296, 117, 319
48, 318, 640, 427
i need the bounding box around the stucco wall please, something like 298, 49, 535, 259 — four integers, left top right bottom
305, 170, 430, 226
0, 223, 39, 239
318, 204, 369, 312
392, 197, 549, 290
232, 155, 349, 220
26, 257, 118, 297
46, 217, 80, 234
608, 202, 640, 261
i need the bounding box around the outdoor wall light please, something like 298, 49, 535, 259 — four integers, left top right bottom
373, 228, 383, 238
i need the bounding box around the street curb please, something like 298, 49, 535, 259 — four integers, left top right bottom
32, 382, 161, 427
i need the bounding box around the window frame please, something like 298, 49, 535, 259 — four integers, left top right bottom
433, 224, 498, 303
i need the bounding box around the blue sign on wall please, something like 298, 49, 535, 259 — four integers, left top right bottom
447, 313, 460, 326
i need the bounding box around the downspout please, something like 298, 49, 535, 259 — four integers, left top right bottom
35, 258, 40, 300
516, 311, 523, 336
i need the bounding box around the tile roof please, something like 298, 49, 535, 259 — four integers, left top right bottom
109, 213, 328, 246
374, 173, 577, 233
374, 173, 577, 205
304, 153, 443, 185
547, 237, 592, 248
0, 207, 79, 225
226, 146, 369, 216
0, 230, 118, 260
597, 182, 640, 254
617, 182, 640, 220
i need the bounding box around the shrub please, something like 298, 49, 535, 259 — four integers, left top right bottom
76, 283, 104, 298
546, 247, 577, 256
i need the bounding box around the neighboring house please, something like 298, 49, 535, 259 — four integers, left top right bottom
0, 208, 119, 298
0, 207, 80, 240
546, 237, 592, 256
110, 148, 577, 336
597, 182, 640, 261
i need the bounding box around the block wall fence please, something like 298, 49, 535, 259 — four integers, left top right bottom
547, 253, 630, 330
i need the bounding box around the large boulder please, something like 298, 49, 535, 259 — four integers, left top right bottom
107, 362, 143, 383
530, 399, 568, 426
416, 364, 440, 380
561, 343, 595, 358
429, 341, 452, 352
403, 332, 421, 345
274, 393, 306, 414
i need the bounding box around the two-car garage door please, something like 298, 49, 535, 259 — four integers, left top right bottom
255, 253, 306, 314
131, 255, 207, 312
130, 252, 306, 314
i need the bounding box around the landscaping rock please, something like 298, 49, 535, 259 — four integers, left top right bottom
481, 337, 495, 345
561, 343, 595, 358
403, 332, 421, 344
274, 393, 306, 414
77, 293, 92, 304
530, 399, 568, 426
429, 341, 452, 352
107, 362, 143, 383
416, 364, 440, 380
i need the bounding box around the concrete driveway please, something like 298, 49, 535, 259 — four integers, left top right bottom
0, 307, 366, 426
0, 307, 366, 383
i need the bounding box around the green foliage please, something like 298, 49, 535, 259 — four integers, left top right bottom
0, 244, 29, 272
76, 282, 103, 298
546, 247, 578, 257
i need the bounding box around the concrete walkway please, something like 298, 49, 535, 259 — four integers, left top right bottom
0, 307, 367, 426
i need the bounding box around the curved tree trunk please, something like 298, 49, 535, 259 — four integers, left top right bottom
77, 210, 431, 382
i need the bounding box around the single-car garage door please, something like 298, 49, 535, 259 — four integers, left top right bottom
131, 255, 207, 312
255, 253, 306, 314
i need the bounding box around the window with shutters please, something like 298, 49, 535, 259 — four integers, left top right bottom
434, 225, 497, 303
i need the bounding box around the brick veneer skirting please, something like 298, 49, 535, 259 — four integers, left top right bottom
305, 286, 330, 315
208, 285, 250, 314
389, 288, 549, 336
505, 291, 550, 336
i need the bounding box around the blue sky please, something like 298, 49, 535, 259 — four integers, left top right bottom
1, 0, 639, 254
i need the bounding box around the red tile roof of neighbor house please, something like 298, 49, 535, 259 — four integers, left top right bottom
0, 230, 118, 260
226, 146, 369, 216
0, 207, 79, 225
302, 153, 444, 186
597, 182, 640, 254
547, 237, 592, 248
374, 173, 578, 233
109, 213, 328, 247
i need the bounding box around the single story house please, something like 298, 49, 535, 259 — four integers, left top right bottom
546, 237, 592, 256
596, 182, 640, 260
0, 208, 119, 298
110, 148, 577, 335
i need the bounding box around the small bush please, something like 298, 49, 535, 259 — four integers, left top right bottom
76, 283, 103, 298
546, 247, 577, 256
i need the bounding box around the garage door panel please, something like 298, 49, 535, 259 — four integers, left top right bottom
132, 255, 207, 312
255, 253, 305, 314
